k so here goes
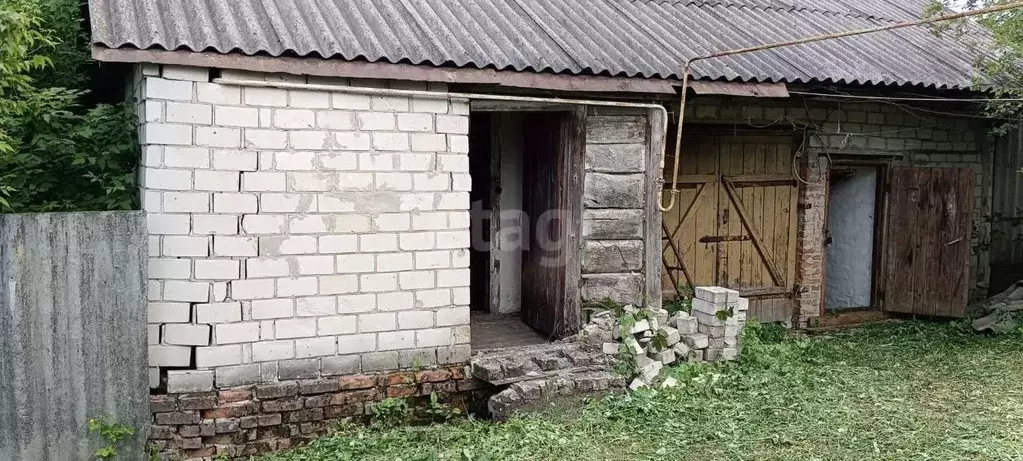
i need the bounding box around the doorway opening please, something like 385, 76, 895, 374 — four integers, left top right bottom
824, 164, 883, 312
467, 110, 583, 350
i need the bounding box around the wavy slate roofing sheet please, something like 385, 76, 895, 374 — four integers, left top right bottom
89, 0, 990, 89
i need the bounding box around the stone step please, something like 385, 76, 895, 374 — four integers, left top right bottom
470, 342, 610, 385
487, 370, 628, 420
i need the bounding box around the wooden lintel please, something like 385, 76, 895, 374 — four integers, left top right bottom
700, 235, 752, 243
738, 287, 792, 299
667, 175, 717, 186
725, 174, 798, 187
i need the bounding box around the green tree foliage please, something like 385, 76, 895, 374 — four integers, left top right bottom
0, 0, 138, 212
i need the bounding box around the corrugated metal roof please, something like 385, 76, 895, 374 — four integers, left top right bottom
89, 0, 991, 89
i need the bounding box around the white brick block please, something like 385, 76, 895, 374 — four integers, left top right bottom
414, 173, 449, 191
318, 315, 357, 336
360, 273, 398, 293
242, 172, 286, 192
275, 318, 317, 339
260, 193, 312, 213
163, 192, 210, 213
398, 311, 435, 329
449, 211, 470, 229
358, 152, 395, 171
412, 97, 449, 114
399, 193, 435, 211
196, 126, 241, 148
194, 259, 240, 280
150, 345, 191, 367
400, 271, 435, 290
438, 154, 469, 172
215, 322, 260, 344
142, 145, 163, 167
452, 287, 470, 305
336, 254, 375, 274
452, 249, 470, 268
319, 275, 359, 295
295, 337, 337, 358
359, 313, 396, 333
163, 65, 209, 82
436, 231, 470, 249
231, 279, 274, 300
332, 92, 371, 110
274, 109, 315, 129
436, 306, 470, 326
192, 215, 239, 235
400, 232, 436, 251
336, 173, 374, 190
452, 173, 471, 191
437, 269, 470, 288
214, 193, 257, 213
241, 215, 287, 234
436, 192, 470, 210
166, 102, 212, 124
285, 88, 328, 108
214, 236, 257, 257
377, 292, 414, 311
377, 331, 415, 351
376, 172, 412, 191
196, 82, 241, 105
290, 216, 329, 234
148, 302, 191, 323
144, 168, 192, 191
319, 235, 357, 253
244, 129, 288, 149
333, 132, 372, 150
399, 153, 435, 171
296, 296, 337, 316
213, 150, 257, 171
290, 172, 333, 192
163, 236, 209, 257
290, 131, 331, 150
211, 282, 228, 302
334, 215, 372, 233
316, 111, 355, 130
297, 255, 334, 275
148, 281, 161, 301
436, 115, 468, 134
163, 280, 210, 302
149, 258, 191, 280
163, 324, 211, 346
148, 237, 161, 257
251, 298, 295, 319
416, 328, 454, 347
163, 146, 210, 168
195, 345, 243, 367
410, 133, 446, 152
214, 106, 259, 127
318, 194, 355, 213
415, 289, 451, 308
277, 277, 319, 297
252, 340, 295, 362
338, 294, 376, 313
247, 258, 290, 278
373, 132, 410, 151
357, 112, 395, 131
412, 212, 448, 231
397, 113, 433, 132
451, 100, 469, 115
360, 234, 398, 253
145, 78, 193, 100
376, 253, 414, 272
244, 87, 288, 106
194, 170, 240, 192
336, 333, 376, 354
371, 95, 409, 112
262, 236, 317, 255
272, 151, 315, 171
148, 326, 160, 345
415, 251, 450, 270
196, 302, 242, 324
319, 153, 358, 171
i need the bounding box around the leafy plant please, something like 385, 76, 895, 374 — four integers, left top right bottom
369, 398, 411, 427
88, 417, 135, 460
424, 392, 462, 423
664, 286, 694, 315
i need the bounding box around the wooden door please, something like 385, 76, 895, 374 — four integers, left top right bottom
882, 167, 973, 317
520, 112, 582, 338
662, 131, 799, 322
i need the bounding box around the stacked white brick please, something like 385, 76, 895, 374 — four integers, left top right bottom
691, 286, 748, 361
136, 65, 472, 392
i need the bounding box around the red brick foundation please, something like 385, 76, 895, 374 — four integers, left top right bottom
149, 366, 491, 460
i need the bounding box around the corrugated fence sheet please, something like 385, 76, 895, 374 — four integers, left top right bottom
0, 212, 149, 461
89, 0, 990, 89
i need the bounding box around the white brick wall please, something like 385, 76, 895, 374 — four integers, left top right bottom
138, 65, 471, 388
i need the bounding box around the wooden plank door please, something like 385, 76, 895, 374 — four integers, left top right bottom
520, 112, 582, 338
882, 167, 973, 317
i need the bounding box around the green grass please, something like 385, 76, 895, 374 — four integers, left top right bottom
258, 322, 1023, 461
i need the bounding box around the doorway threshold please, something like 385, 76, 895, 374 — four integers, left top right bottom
470, 312, 550, 351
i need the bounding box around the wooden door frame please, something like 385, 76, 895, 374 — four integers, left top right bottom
821, 158, 890, 314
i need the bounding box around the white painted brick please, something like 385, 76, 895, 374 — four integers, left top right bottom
336, 254, 375, 274
192, 215, 239, 235
196, 82, 241, 105
196, 126, 241, 148
318, 194, 356, 213
196, 302, 242, 324
242, 172, 286, 192
400, 232, 436, 251
163, 65, 209, 82
241, 215, 287, 234
437, 269, 470, 288
358, 152, 396, 172
145, 78, 193, 100
150, 345, 191, 367
215, 322, 260, 344
148, 326, 160, 346
296, 296, 337, 316
275, 109, 316, 129
259, 109, 273, 128
397, 113, 433, 132
452, 249, 470, 268
373, 213, 410, 232
289, 90, 331, 108
163, 236, 209, 257
290, 131, 331, 150
244, 87, 288, 106
357, 112, 395, 131
319, 275, 359, 295
196, 345, 243, 367
416, 328, 453, 347
452, 287, 470, 305
194, 259, 240, 280
211, 282, 229, 302
319, 235, 357, 253
452, 173, 472, 191
436, 115, 468, 134
214, 193, 257, 213
163, 147, 210, 168
214, 106, 259, 127
163, 324, 211, 346
149, 258, 191, 279
214, 236, 257, 257
275, 318, 317, 339
277, 277, 319, 297
316, 111, 355, 130
400, 271, 435, 290
376, 172, 412, 191
451, 101, 469, 115
334, 215, 372, 233
360, 234, 398, 253
414, 173, 449, 191
163, 280, 210, 302
399, 153, 435, 171
231, 279, 274, 300
411, 97, 449, 114
293, 255, 332, 276
449, 134, 469, 154
248, 258, 290, 278
142, 146, 163, 167
336, 333, 376, 354
263, 236, 318, 255
251, 298, 294, 319
436, 192, 470, 210
148, 302, 191, 323
213, 150, 257, 171
166, 102, 212, 124
371, 95, 409, 112
319, 153, 358, 171
149, 237, 161, 256
336, 173, 374, 190
338, 294, 377, 314
295, 337, 337, 358
377, 292, 414, 312
412, 212, 448, 231
289, 215, 329, 234
244, 129, 288, 149
148, 281, 161, 301
290, 172, 333, 192
144, 168, 192, 191
415, 289, 451, 308
436, 306, 470, 326
194, 170, 240, 192
373, 132, 410, 151
360, 273, 398, 293
436, 231, 470, 249
376, 253, 414, 272
271, 152, 315, 171
318, 315, 357, 336
377, 331, 415, 351
399, 193, 434, 211
438, 155, 469, 174
415, 251, 450, 270
163, 192, 210, 213
449, 211, 470, 229
259, 193, 309, 213
252, 340, 295, 362
332, 92, 372, 110
398, 311, 435, 329
410, 133, 446, 152
333, 132, 372, 150
359, 313, 396, 333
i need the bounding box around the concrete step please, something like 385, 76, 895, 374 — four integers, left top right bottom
470, 342, 610, 386
487, 370, 628, 419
